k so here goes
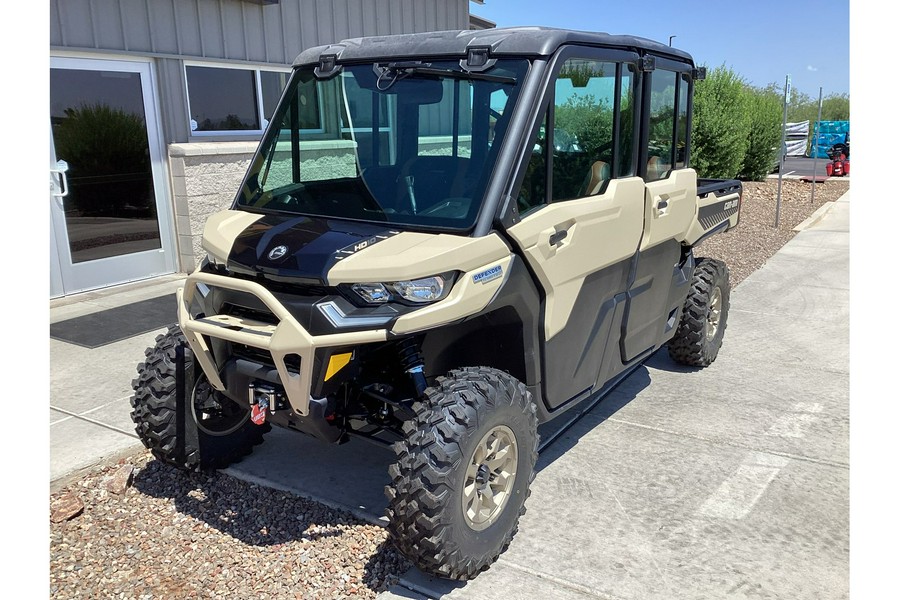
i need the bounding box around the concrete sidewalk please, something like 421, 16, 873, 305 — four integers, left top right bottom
49, 193, 849, 599
50, 274, 185, 485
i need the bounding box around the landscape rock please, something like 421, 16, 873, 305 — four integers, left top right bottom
50, 493, 84, 523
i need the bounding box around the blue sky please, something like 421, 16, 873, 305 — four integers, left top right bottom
471, 0, 850, 97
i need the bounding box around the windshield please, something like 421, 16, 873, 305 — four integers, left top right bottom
236, 59, 529, 230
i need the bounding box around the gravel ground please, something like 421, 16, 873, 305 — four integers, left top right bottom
49, 177, 849, 599
699, 178, 849, 286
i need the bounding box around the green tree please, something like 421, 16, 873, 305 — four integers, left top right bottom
738, 86, 783, 181
691, 65, 751, 179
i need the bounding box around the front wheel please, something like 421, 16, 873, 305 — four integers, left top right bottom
385, 367, 538, 580
667, 258, 731, 367
130, 324, 268, 471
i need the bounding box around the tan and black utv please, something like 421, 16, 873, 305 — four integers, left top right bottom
132, 27, 742, 580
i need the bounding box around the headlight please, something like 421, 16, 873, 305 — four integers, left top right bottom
351, 283, 391, 304
348, 274, 454, 305
392, 276, 446, 303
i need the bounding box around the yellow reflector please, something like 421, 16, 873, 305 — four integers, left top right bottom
324, 352, 353, 381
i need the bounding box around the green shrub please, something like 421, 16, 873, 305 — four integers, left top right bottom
738, 87, 783, 181
691, 65, 751, 179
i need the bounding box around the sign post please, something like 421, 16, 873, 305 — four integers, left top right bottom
811, 86, 823, 204
775, 75, 790, 228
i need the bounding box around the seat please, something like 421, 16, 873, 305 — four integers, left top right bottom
397, 155, 471, 213
646, 156, 670, 181
579, 160, 611, 196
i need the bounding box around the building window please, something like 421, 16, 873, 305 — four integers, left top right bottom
185, 64, 294, 135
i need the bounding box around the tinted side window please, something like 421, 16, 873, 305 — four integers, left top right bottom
552, 59, 618, 201
618, 65, 637, 177
647, 70, 677, 181
675, 73, 690, 169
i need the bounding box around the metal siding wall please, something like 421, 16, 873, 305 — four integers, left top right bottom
241, 3, 268, 62
91, 0, 126, 49
120, 1, 154, 53
197, 0, 225, 58
51, 0, 469, 60
172, 1, 203, 57
50, 0, 470, 144
145, 1, 178, 54
156, 58, 192, 144
49, 0, 63, 46
56, 0, 95, 48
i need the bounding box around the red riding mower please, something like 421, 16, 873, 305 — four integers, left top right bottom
825, 142, 850, 177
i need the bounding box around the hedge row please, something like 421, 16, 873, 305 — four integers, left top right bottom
691, 65, 850, 181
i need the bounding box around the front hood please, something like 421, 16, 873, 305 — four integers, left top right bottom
227, 213, 400, 283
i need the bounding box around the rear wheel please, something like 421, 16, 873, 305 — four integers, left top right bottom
667, 258, 731, 367
385, 367, 538, 580
130, 324, 268, 470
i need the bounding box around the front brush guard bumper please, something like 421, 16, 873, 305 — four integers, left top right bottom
177, 271, 388, 416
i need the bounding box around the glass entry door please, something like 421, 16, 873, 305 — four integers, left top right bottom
49, 57, 175, 297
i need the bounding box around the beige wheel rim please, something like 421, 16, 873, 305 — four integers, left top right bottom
707, 286, 722, 341
462, 425, 518, 531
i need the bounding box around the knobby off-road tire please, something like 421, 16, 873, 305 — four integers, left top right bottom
667, 258, 731, 367
385, 367, 538, 580
130, 324, 268, 471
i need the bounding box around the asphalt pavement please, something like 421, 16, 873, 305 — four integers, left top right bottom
49, 191, 850, 599
771, 155, 849, 181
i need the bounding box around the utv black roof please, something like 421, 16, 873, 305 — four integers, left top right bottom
293, 26, 694, 68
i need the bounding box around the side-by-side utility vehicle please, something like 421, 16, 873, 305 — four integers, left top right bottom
132, 27, 742, 580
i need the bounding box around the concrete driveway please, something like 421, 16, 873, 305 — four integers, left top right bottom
224, 195, 849, 599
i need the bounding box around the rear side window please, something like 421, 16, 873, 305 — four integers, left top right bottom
647, 70, 677, 181
675, 73, 690, 169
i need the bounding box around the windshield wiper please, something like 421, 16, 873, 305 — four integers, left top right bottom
376, 62, 515, 86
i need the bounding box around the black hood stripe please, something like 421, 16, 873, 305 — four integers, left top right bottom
227, 213, 400, 283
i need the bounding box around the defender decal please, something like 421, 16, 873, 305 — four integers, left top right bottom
473, 265, 503, 284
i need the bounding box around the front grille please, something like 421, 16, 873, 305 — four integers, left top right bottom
221, 303, 278, 326
231, 342, 302, 374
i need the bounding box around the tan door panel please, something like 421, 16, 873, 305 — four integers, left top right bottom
641, 168, 698, 251
507, 177, 645, 340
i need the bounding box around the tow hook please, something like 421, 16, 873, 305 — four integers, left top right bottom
249, 382, 287, 425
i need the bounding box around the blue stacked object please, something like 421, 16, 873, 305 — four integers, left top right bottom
809, 121, 849, 158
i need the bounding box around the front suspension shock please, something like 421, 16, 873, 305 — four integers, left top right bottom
397, 337, 428, 398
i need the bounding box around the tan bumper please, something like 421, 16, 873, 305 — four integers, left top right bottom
177, 272, 388, 416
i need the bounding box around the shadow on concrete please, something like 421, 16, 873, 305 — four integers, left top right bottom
535, 360, 653, 472
640, 346, 705, 374
131, 458, 411, 594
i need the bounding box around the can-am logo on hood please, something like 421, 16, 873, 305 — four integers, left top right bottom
267, 245, 289, 260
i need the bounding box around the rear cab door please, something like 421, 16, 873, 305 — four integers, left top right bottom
619, 57, 700, 362
504, 45, 646, 411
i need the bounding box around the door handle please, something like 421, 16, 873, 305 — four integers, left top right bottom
50, 160, 69, 198
654, 194, 669, 216
549, 229, 568, 246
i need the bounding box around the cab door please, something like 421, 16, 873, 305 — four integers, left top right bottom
505, 51, 644, 410
621, 65, 698, 361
